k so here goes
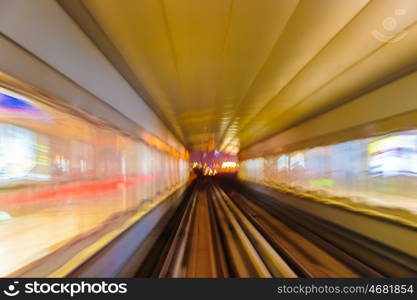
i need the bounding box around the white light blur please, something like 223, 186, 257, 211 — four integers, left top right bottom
0, 211, 12, 220
368, 135, 417, 176
277, 155, 289, 169
222, 161, 237, 168
0, 124, 36, 181
290, 152, 305, 169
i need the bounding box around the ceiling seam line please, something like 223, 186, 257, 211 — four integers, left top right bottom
159, 0, 191, 150
213, 0, 235, 150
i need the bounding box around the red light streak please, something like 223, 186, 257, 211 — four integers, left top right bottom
0, 174, 160, 206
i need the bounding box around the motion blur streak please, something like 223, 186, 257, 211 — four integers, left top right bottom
240, 130, 417, 223
0, 88, 188, 277
0, 175, 157, 206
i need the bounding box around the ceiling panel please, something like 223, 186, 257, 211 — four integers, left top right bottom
63, 0, 417, 153
219, 0, 371, 149
213, 0, 299, 145
252, 22, 417, 144
236, 0, 417, 148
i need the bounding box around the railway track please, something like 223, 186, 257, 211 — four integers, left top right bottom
219, 178, 417, 277
137, 177, 411, 278
217, 184, 381, 277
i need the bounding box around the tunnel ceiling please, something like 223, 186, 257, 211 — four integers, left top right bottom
61, 0, 417, 153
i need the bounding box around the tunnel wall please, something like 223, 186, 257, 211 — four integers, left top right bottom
239, 70, 417, 228
240, 70, 417, 160
0, 0, 185, 155
0, 80, 189, 277
0, 0, 190, 277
